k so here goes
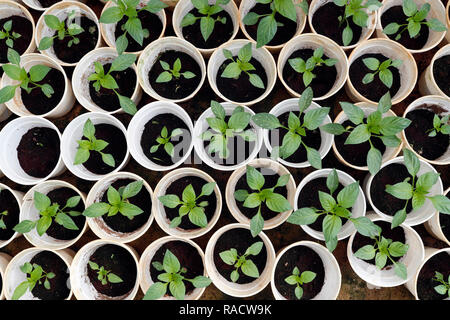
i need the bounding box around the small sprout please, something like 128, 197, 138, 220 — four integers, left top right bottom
219, 242, 263, 282
87, 54, 138, 115
288, 47, 337, 87
0, 19, 21, 49
252, 87, 329, 169
362, 57, 402, 89
321, 92, 411, 175
0, 48, 54, 104
150, 126, 183, 157
284, 267, 316, 299
99, 0, 168, 54
38, 10, 85, 50
83, 180, 145, 220
234, 165, 292, 237
384, 148, 450, 228
181, 0, 230, 42
0, 209, 7, 230
13, 191, 81, 236
432, 271, 450, 297
383, 0, 447, 41
155, 58, 196, 83
143, 249, 211, 300
201, 101, 256, 159
158, 181, 216, 229
333, 0, 382, 46
12, 262, 55, 300
427, 114, 450, 137
221, 42, 265, 89
88, 261, 123, 285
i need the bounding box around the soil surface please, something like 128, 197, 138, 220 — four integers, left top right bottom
0, 188, 20, 241
0, 16, 33, 63
433, 55, 450, 97
416, 251, 450, 300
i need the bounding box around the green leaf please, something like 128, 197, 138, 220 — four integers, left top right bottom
107, 187, 122, 206
245, 241, 264, 256
36, 215, 52, 236
266, 193, 292, 213
385, 182, 413, 200
55, 212, 79, 231
0, 85, 17, 104
143, 282, 167, 300
379, 69, 393, 88
246, 166, 265, 191
403, 148, 420, 177
388, 241, 409, 257
100, 7, 124, 24
340, 102, 364, 125
13, 220, 36, 234
115, 34, 129, 55
377, 92, 392, 113
74, 148, 90, 165
163, 249, 180, 274
337, 182, 360, 209
3, 64, 22, 80
274, 0, 297, 22
241, 259, 260, 278
117, 94, 137, 115
125, 18, 144, 46
159, 194, 181, 208
367, 147, 382, 175
391, 208, 407, 228
429, 195, 450, 214
256, 15, 277, 48
354, 244, 376, 260
107, 273, 124, 283
101, 153, 116, 167
363, 57, 380, 71
280, 131, 302, 159
295, 286, 303, 299
83, 118, 96, 140
83, 202, 111, 218
306, 146, 322, 170
352, 216, 381, 238
287, 208, 319, 225
238, 43, 253, 63
380, 135, 401, 147
200, 182, 216, 197
111, 53, 136, 72
243, 12, 260, 25
402, 0, 417, 17
250, 212, 264, 237
119, 202, 143, 217
427, 18, 447, 32
434, 285, 448, 295
252, 113, 281, 129
248, 73, 265, 89
342, 24, 353, 46
383, 22, 400, 35
416, 172, 439, 192
181, 12, 197, 27
34, 191, 51, 212
319, 192, 336, 212
12, 281, 29, 300
189, 207, 208, 228
228, 111, 251, 130
304, 107, 330, 130
220, 249, 237, 265
375, 252, 387, 269
169, 280, 186, 300
234, 189, 249, 202
394, 262, 407, 280
191, 276, 212, 288
243, 193, 261, 208
210, 101, 225, 120
321, 123, 346, 135
322, 215, 342, 244
345, 124, 370, 145
362, 73, 374, 84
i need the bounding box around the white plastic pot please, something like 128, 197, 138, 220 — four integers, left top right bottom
20, 180, 87, 250
0, 101, 11, 123
172, 0, 240, 56
446, 1, 450, 44
70, 239, 140, 300
21, 0, 83, 11
139, 236, 208, 300
0, 116, 66, 186
153, 167, 222, 239
364, 155, 444, 226
35, 1, 102, 67
418, 44, 450, 98
207, 39, 276, 106
347, 213, 425, 288
1, 53, 75, 118
424, 187, 450, 246
127, 101, 194, 171
225, 158, 296, 230
270, 240, 341, 300
401, 95, 450, 166
3, 247, 74, 300
85, 171, 154, 243
0, 252, 12, 300
192, 102, 263, 171
204, 223, 276, 297
72, 47, 142, 115
0, 183, 23, 249
262, 98, 333, 168
61, 112, 130, 181
294, 168, 367, 242
376, 0, 446, 54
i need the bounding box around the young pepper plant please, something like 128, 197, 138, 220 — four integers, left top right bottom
433, 271, 450, 297
383, 0, 447, 41
321, 92, 411, 175
427, 114, 450, 137
362, 57, 402, 89
0, 20, 21, 49
155, 58, 196, 83
0, 48, 54, 104
234, 165, 292, 237
252, 87, 329, 169
143, 249, 212, 300
219, 241, 263, 282
12, 262, 55, 300
201, 101, 257, 159
181, 0, 230, 42
284, 267, 316, 300
88, 53, 138, 115
158, 182, 216, 229
99, 0, 168, 54
13, 191, 82, 236
88, 261, 123, 285
150, 126, 183, 158
221, 42, 265, 89
384, 148, 450, 228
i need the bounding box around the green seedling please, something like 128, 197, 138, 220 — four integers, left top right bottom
12, 262, 55, 300
427, 114, 450, 137
0, 19, 21, 49
362, 57, 402, 89
88, 261, 123, 285
155, 58, 196, 83
433, 271, 450, 297
284, 267, 316, 299
219, 241, 263, 282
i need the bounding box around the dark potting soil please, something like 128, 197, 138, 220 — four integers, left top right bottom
433, 55, 450, 97
181, 8, 234, 49
0, 188, 20, 241
416, 251, 450, 300
114, 10, 163, 52
381, 5, 429, 50
0, 16, 33, 63
163, 176, 217, 230
150, 240, 204, 296
52, 16, 98, 64
213, 227, 267, 284
17, 127, 60, 178
80, 123, 127, 175
216, 57, 267, 103
440, 212, 450, 242
88, 63, 137, 112
21, 68, 65, 115
148, 50, 201, 100
44, 187, 85, 240
235, 168, 288, 221
311, 2, 363, 46
268, 111, 322, 164
351, 220, 405, 267
100, 178, 152, 233
87, 244, 137, 297
243, 3, 297, 46
349, 53, 401, 102
140, 113, 191, 166
405, 108, 449, 161
282, 48, 337, 97
370, 163, 413, 216
29, 251, 70, 300
297, 177, 351, 232
334, 120, 387, 167
274, 245, 325, 300
38, 0, 60, 7
203, 115, 256, 166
